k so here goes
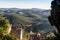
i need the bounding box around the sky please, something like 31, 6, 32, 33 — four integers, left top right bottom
0, 0, 52, 9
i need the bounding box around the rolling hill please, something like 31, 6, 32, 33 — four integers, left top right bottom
0, 8, 55, 34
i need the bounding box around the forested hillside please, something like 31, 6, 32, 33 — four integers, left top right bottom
0, 8, 54, 33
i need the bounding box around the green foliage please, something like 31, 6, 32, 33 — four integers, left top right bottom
4, 14, 31, 29
0, 16, 19, 40
23, 32, 29, 38
3, 35, 19, 40
0, 16, 10, 35
0, 33, 19, 40
3, 13, 50, 32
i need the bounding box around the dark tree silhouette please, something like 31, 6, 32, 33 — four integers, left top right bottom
48, 0, 60, 39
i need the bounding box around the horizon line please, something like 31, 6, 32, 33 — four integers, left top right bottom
0, 7, 51, 10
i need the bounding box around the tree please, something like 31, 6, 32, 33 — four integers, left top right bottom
0, 16, 19, 40
48, 0, 60, 39
0, 16, 10, 35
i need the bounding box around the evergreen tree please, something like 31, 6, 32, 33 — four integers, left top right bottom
48, 0, 60, 39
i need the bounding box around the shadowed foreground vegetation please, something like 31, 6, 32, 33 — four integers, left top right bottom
0, 16, 19, 40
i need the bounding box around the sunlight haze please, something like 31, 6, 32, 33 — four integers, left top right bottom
0, 0, 52, 9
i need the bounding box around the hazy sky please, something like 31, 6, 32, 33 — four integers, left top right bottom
0, 0, 52, 9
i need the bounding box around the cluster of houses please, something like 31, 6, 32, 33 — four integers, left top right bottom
28, 31, 45, 40
7, 24, 55, 40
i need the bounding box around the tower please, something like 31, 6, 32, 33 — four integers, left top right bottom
8, 24, 12, 34
20, 28, 23, 40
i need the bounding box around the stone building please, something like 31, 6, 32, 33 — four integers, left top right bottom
28, 32, 46, 40
10, 28, 23, 40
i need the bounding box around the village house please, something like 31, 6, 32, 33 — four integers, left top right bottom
28, 31, 46, 40
10, 28, 24, 40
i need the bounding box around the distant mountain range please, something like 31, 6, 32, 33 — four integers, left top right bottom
0, 8, 55, 34
0, 8, 50, 16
